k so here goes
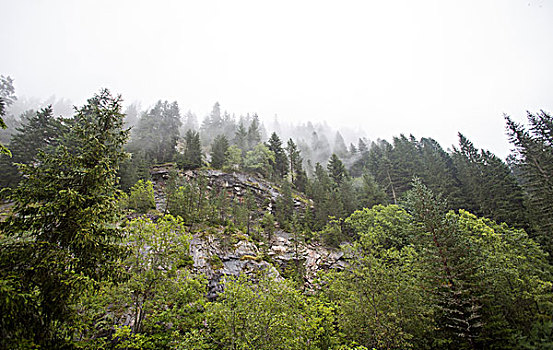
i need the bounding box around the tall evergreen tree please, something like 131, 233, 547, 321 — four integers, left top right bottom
178, 129, 202, 170
247, 114, 261, 150
0, 106, 66, 188
130, 100, 181, 163
327, 153, 348, 186
182, 110, 198, 133
333, 131, 348, 158
407, 179, 482, 348
506, 111, 553, 253
358, 137, 368, 153
0, 89, 128, 347
210, 134, 229, 169
200, 102, 223, 147
452, 133, 528, 228
234, 120, 248, 151
266, 132, 288, 179
286, 138, 307, 192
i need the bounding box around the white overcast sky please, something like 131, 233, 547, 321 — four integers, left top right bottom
1, 0, 552, 158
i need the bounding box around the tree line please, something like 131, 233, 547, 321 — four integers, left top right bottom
1, 77, 553, 349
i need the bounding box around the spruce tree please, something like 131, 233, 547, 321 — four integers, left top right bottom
407, 179, 482, 348
247, 114, 261, 150
286, 138, 307, 192
234, 120, 248, 151
506, 111, 553, 254
267, 132, 288, 179
0, 106, 66, 188
452, 133, 528, 229
0, 89, 128, 347
178, 129, 202, 170
130, 100, 181, 163
327, 153, 348, 186
210, 134, 229, 169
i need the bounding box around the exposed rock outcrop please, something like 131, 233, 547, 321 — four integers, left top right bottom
150, 166, 346, 297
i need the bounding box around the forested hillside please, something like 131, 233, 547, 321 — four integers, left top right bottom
1, 78, 553, 349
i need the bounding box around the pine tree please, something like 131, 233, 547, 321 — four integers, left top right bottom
267, 132, 288, 179
247, 114, 261, 150
200, 102, 223, 147
506, 111, 553, 254
286, 138, 307, 192
358, 137, 368, 153
275, 181, 294, 230
407, 179, 482, 348
211, 134, 229, 169
130, 100, 181, 163
327, 153, 348, 186
234, 120, 248, 151
452, 133, 528, 229
0, 89, 128, 347
178, 129, 202, 170
0, 106, 66, 188
333, 131, 348, 158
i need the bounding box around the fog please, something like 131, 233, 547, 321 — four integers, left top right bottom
1, 0, 552, 158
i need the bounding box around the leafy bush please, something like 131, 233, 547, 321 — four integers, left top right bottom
121, 180, 156, 213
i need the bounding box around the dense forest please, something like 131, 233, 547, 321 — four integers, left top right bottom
1, 76, 553, 349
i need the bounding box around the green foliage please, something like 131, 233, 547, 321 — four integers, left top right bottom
129, 100, 181, 163
321, 181, 553, 350
234, 120, 248, 151
177, 129, 202, 170
318, 217, 345, 247
211, 134, 229, 169
275, 181, 294, 230
206, 274, 318, 350
261, 211, 276, 241
452, 133, 529, 229
327, 153, 348, 186
120, 180, 156, 213
506, 111, 553, 256
243, 143, 275, 177
73, 215, 207, 348
0, 107, 66, 189
267, 132, 288, 179
0, 89, 128, 347
286, 138, 308, 192
223, 144, 243, 171
323, 205, 430, 349
407, 179, 553, 348
246, 114, 261, 150
118, 150, 151, 191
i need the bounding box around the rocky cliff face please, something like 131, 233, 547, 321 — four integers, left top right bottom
150, 166, 346, 297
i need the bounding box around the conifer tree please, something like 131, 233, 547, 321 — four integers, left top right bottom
234, 120, 248, 151
0, 89, 128, 347
130, 100, 181, 163
286, 138, 308, 192
267, 132, 288, 179
210, 134, 229, 169
452, 133, 528, 228
506, 111, 553, 253
178, 129, 202, 170
0, 106, 66, 188
327, 153, 348, 186
247, 114, 261, 150
407, 179, 482, 348
333, 131, 348, 158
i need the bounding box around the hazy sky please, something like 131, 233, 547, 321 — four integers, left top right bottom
1, 0, 552, 158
